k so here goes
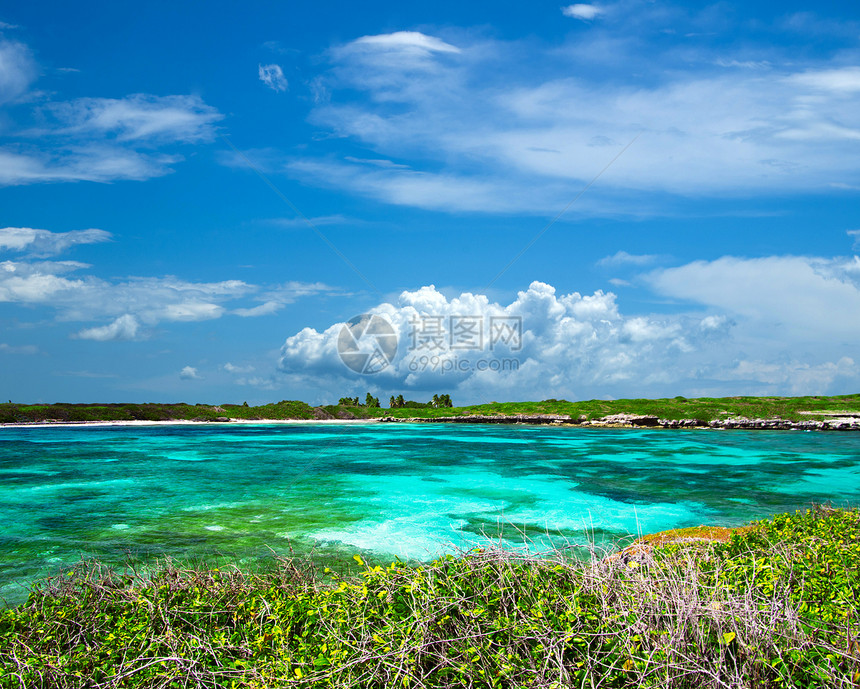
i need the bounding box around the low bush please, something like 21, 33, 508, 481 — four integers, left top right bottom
1, 507, 858, 687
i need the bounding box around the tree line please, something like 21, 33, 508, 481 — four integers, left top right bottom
336, 394, 453, 409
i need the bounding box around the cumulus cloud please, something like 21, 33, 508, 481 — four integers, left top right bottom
258, 63, 288, 92
0, 227, 111, 256
562, 4, 603, 21
279, 281, 728, 401
76, 314, 140, 342
278, 263, 860, 400
179, 366, 202, 380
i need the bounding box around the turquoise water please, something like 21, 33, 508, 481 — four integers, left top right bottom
2, 422, 859, 604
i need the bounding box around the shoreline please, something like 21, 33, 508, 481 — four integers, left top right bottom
3, 413, 860, 431
0, 418, 382, 430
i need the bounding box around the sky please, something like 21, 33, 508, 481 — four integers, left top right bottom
1, 0, 860, 406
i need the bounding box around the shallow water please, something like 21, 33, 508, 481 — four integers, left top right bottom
1, 423, 859, 604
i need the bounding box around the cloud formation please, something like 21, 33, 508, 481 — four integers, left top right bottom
179, 365, 202, 380
562, 4, 603, 21
287, 23, 860, 215
279, 281, 718, 401
0, 38, 35, 105
279, 255, 860, 401
0, 37, 223, 186
0, 227, 334, 340
76, 314, 141, 342
258, 63, 288, 92
0, 227, 111, 256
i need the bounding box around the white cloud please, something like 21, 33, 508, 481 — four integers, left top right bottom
0, 227, 111, 256
647, 255, 860, 341
790, 67, 860, 93
0, 343, 37, 354
224, 362, 255, 374
258, 63, 288, 92
0, 147, 184, 186
288, 30, 860, 214
597, 250, 661, 267
848, 229, 860, 250
45, 94, 221, 142
278, 281, 724, 401
562, 4, 603, 21
715, 358, 856, 393
76, 314, 140, 342
278, 262, 860, 400
179, 366, 202, 380
0, 38, 36, 105
0, 34, 224, 186
233, 301, 283, 317
347, 31, 460, 56
0, 228, 334, 340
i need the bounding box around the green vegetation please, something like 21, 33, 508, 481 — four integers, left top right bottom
371, 393, 860, 422
0, 400, 321, 424
1, 507, 859, 687
2, 393, 860, 425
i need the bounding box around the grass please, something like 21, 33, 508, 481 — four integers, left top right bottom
3, 394, 860, 425
370, 394, 860, 422
1, 506, 859, 687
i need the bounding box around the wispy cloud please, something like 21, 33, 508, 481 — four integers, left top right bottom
0, 37, 36, 105
0, 36, 224, 186
597, 250, 661, 267
0, 227, 336, 340
43, 94, 221, 142
562, 4, 603, 21
647, 255, 860, 341
258, 63, 288, 92
0, 227, 111, 256
346, 31, 460, 56
282, 19, 860, 215
0, 342, 37, 354
223, 362, 255, 374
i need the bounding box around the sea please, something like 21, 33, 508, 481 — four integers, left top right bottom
1, 421, 859, 605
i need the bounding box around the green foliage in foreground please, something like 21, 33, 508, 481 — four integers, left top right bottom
2, 508, 859, 687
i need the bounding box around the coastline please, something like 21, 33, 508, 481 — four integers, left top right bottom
4, 413, 860, 430
0, 418, 382, 430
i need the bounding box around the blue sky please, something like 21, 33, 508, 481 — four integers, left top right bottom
1, 0, 860, 405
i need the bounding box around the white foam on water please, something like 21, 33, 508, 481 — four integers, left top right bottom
111, 524, 130, 530
204, 525, 225, 531
308, 468, 704, 560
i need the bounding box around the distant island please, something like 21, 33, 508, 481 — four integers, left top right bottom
3, 393, 860, 430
